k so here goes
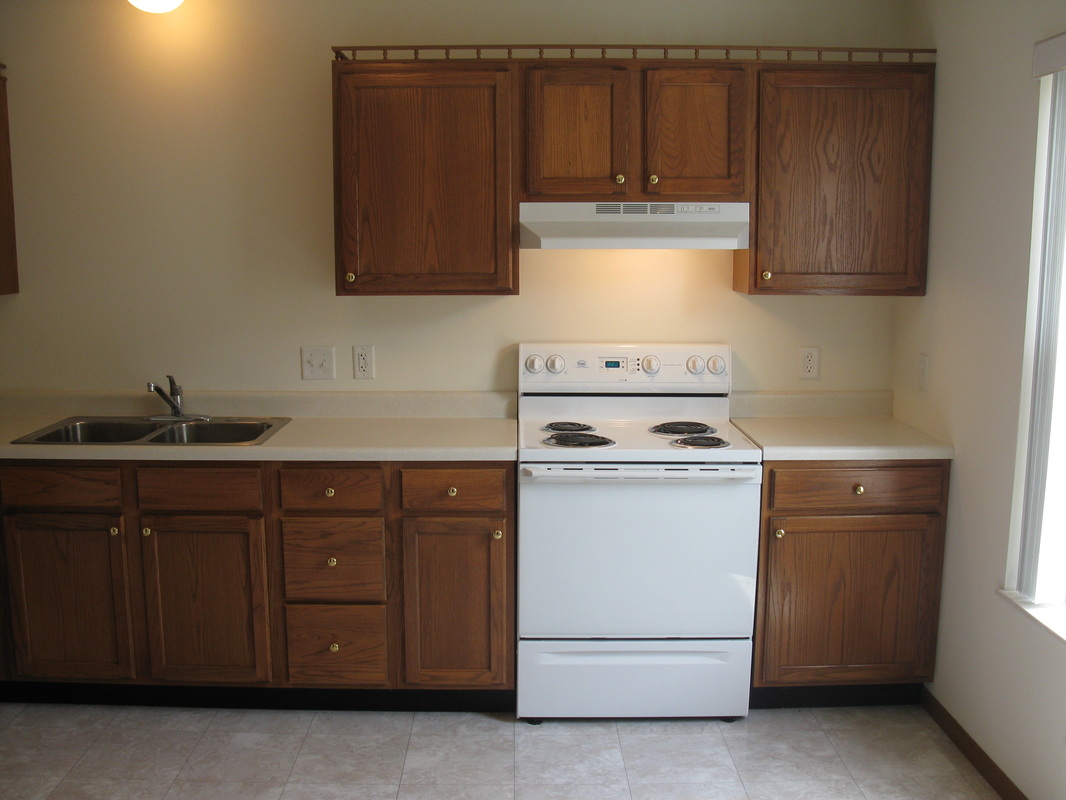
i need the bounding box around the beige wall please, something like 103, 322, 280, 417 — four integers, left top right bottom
0, 0, 910, 394
896, 1, 1066, 798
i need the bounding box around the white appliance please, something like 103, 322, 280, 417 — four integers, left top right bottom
517, 343, 763, 720
518, 202, 750, 249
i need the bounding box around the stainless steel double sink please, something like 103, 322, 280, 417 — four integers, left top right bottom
12, 416, 290, 446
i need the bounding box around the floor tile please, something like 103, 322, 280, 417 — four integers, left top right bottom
812, 705, 928, 732
46, 777, 172, 800
0, 773, 62, 800
110, 706, 217, 733
720, 708, 821, 736
178, 731, 304, 784
616, 718, 722, 736
515, 785, 630, 800
310, 709, 414, 736
857, 773, 985, 799
163, 780, 285, 799
629, 781, 749, 799
280, 784, 398, 799
401, 734, 515, 784
0, 725, 102, 776
207, 708, 315, 734
67, 729, 201, 781
724, 729, 853, 783
288, 733, 408, 785
411, 710, 516, 739
515, 734, 628, 785
8, 703, 120, 731
743, 778, 866, 799
514, 719, 618, 738
620, 733, 739, 784
0, 702, 27, 727
825, 726, 961, 783
398, 785, 517, 799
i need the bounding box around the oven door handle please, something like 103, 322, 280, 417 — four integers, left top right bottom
520, 465, 762, 483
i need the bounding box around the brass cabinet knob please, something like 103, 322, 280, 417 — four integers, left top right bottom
345, 272, 356, 283
648, 174, 659, 185
109, 527, 119, 536
447, 487, 458, 497
142, 527, 152, 537
329, 643, 340, 653
761, 271, 772, 280
324, 487, 335, 497
492, 530, 503, 540
326, 557, 338, 567
774, 529, 785, 539
854, 485, 866, 495
614, 174, 626, 184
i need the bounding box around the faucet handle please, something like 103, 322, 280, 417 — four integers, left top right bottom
166, 375, 182, 397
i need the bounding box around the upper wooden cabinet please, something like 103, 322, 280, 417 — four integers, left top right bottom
736, 66, 934, 295
333, 63, 515, 295
0, 65, 16, 296
524, 65, 752, 199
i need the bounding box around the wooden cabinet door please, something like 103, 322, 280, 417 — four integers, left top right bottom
402, 516, 510, 687
757, 513, 943, 686
748, 68, 932, 295
526, 66, 630, 196
644, 66, 751, 197
3, 513, 135, 679
334, 66, 514, 295
140, 514, 271, 683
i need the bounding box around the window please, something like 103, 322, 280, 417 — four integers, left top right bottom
1016, 31, 1066, 606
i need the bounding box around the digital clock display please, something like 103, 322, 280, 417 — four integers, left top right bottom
604, 360, 622, 369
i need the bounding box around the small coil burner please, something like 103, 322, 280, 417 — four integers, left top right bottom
650, 421, 716, 437
542, 421, 595, 433
670, 435, 730, 449
543, 432, 615, 448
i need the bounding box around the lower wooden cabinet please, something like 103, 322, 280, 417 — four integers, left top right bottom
285, 604, 388, 685
402, 515, 510, 687
755, 460, 949, 686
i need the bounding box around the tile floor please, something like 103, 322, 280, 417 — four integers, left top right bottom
0, 702, 1002, 799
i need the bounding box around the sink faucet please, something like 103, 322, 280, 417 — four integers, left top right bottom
148, 375, 184, 417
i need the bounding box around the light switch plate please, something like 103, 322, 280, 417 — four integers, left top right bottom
301, 346, 336, 380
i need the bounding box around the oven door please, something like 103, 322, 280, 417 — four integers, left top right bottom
517, 463, 761, 638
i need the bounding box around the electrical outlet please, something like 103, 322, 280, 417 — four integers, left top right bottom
919, 353, 930, 391
301, 346, 336, 380
800, 346, 820, 380
354, 345, 375, 380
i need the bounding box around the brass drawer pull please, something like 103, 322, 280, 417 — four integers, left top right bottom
109, 527, 119, 536
447, 487, 458, 497
345, 272, 356, 283
774, 529, 785, 539
324, 487, 335, 498
142, 527, 152, 537
492, 530, 503, 540
761, 271, 772, 280
614, 174, 626, 184
329, 643, 340, 653
648, 174, 659, 185
326, 557, 338, 567
854, 484, 866, 495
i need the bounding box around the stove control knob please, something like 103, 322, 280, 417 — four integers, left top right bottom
546, 354, 566, 374
641, 355, 661, 375
524, 354, 545, 374
707, 355, 727, 375
686, 356, 706, 374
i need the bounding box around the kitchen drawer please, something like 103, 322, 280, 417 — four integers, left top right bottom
0, 466, 122, 508
282, 517, 386, 602
401, 468, 507, 512
768, 465, 946, 513
136, 467, 263, 511
285, 604, 388, 685
278, 467, 383, 511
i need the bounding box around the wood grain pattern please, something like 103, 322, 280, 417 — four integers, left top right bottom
140, 514, 271, 683
400, 468, 507, 512
281, 517, 385, 602
769, 465, 945, 513
285, 603, 388, 685
2, 512, 135, 679
334, 66, 514, 295
0, 466, 122, 508
136, 467, 263, 511
278, 467, 383, 511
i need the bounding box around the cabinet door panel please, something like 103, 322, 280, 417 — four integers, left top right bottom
335, 67, 513, 294
758, 514, 942, 685
753, 68, 931, 294
281, 517, 386, 602
645, 67, 750, 196
526, 66, 629, 195
0, 467, 121, 508
141, 514, 271, 683
402, 516, 510, 687
3, 513, 135, 679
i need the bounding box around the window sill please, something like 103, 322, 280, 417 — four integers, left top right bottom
998, 589, 1066, 645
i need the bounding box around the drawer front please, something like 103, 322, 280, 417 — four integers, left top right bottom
282, 517, 386, 602
279, 468, 383, 511
285, 604, 388, 685
136, 467, 263, 511
769, 466, 945, 513
0, 467, 122, 508
401, 468, 507, 512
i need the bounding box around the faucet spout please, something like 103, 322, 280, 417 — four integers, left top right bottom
147, 375, 186, 418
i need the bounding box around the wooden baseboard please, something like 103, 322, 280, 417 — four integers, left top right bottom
921, 687, 1027, 800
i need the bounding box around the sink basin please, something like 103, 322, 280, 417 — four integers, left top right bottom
13, 416, 290, 446
147, 420, 276, 445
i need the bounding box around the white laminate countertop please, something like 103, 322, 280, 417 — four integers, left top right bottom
733, 416, 953, 461
0, 416, 518, 462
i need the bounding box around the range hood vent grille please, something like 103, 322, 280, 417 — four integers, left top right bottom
595, 203, 678, 215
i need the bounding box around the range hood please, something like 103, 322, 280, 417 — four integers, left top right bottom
518, 201, 749, 250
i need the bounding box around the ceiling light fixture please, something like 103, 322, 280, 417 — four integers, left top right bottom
128, 0, 184, 12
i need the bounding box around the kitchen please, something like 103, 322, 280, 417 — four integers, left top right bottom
0, 0, 1065, 799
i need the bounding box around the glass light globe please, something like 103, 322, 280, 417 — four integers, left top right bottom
128, 0, 184, 12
